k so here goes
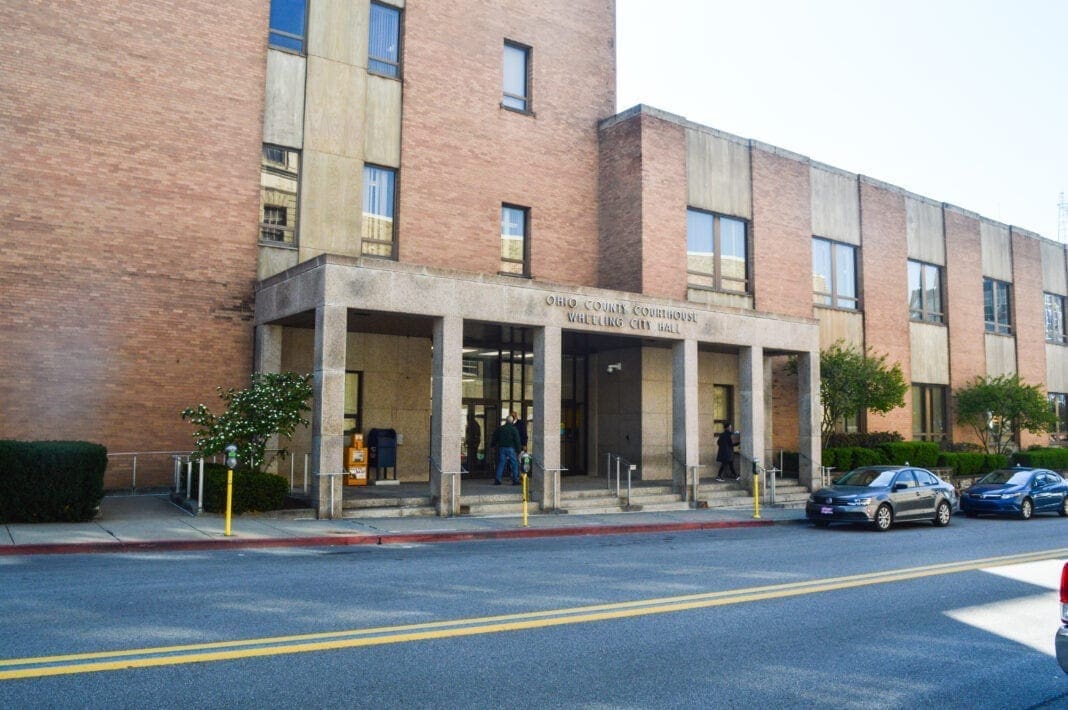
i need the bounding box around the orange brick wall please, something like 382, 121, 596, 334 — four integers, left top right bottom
0, 1, 267, 486
750, 147, 812, 318
944, 210, 986, 444
859, 181, 913, 435
598, 114, 644, 292
397, 0, 615, 287
637, 113, 688, 300
1011, 229, 1049, 449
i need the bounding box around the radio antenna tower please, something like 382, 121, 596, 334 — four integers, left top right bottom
1060, 192, 1068, 244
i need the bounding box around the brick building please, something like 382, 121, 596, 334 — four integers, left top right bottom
2, 0, 1065, 518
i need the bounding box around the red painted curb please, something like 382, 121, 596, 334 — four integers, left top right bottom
0, 518, 785, 556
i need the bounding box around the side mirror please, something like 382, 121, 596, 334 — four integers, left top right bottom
893, 483, 908, 492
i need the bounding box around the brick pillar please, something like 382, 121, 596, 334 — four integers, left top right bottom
432, 315, 463, 516
311, 305, 346, 519
534, 326, 562, 510
672, 339, 699, 499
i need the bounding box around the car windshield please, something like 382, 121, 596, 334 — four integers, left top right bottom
834, 468, 897, 488
978, 470, 1032, 486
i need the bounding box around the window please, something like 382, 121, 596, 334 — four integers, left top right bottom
812, 237, 858, 309
259, 144, 300, 245
983, 278, 1012, 334
500, 204, 529, 276
1045, 293, 1066, 344
686, 209, 748, 293
1050, 393, 1067, 442
912, 384, 947, 442
907, 260, 943, 323
368, 3, 400, 78
713, 385, 734, 433
502, 42, 530, 112
268, 0, 307, 53
361, 165, 396, 257
344, 371, 363, 436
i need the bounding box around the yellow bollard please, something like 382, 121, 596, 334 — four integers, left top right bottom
522, 473, 528, 527
752, 461, 761, 520
225, 467, 233, 536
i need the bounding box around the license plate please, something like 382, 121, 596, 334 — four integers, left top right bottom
820, 506, 833, 514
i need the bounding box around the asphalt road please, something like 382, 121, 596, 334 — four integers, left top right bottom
2, 514, 1067, 709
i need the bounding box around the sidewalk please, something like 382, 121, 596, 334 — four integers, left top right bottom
0, 493, 806, 555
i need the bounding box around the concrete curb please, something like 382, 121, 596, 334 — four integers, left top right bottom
0, 517, 803, 556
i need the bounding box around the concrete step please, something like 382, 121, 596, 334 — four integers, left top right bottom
341, 504, 438, 518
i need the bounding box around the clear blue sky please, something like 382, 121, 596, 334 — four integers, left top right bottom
617, 0, 1067, 242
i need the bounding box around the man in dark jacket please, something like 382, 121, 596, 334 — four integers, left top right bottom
491, 415, 522, 485
715, 423, 738, 481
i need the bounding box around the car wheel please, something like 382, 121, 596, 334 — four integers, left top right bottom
1019, 498, 1033, 520
933, 500, 951, 527
1059, 497, 1068, 518
812, 520, 830, 528
874, 504, 893, 531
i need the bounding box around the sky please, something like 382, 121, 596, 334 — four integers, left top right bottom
616, 0, 1068, 242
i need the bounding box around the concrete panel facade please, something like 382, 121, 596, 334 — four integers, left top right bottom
263, 50, 306, 148
1048, 345, 1068, 393
981, 221, 1013, 280
906, 197, 945, 265
985, 334, 1017, 376
1042, 240, 1068, 294
817, 309, 864, 349
364, 76, 403, 167
810, 166, 860, 245
686, 128, 752, 219
910, 322, 949, 384
299, 151, 363, 259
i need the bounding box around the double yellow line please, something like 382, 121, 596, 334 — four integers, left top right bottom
3, 547, 1065, 680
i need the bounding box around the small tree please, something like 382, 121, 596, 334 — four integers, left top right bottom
181, 372, 313, 471
796, 341, 907, 439
954, 374, 1057, 455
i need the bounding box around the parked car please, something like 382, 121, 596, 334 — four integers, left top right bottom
1058, 562, 1068, 674
806, 465, 955, 531
959, 467, 1068, 520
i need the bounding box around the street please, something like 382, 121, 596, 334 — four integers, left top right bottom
2, 515, 1067, 709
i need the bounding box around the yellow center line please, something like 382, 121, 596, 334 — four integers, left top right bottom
3, 547, 1065, 680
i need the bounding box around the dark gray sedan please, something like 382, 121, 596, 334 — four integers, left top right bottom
806, 465, 955, 531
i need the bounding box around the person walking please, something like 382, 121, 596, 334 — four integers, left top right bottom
491, 414, 522, 485
510, 409, 528, 452
715, 424, 738, 482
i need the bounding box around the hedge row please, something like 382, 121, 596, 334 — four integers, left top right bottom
822, 441, 941, 471
0, 441, 107, 523
1013, 447, 1068, 470
194, 464, 289, 514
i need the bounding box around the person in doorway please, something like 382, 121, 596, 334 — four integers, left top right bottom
465, 411, 481, 469
715, 424, 738, 482
491, 414, 522, 485
510, 409, 528, 453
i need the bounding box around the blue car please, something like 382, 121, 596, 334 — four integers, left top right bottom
960, 467, 1068, 520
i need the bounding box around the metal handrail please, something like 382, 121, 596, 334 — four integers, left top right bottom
427, 457, 468, 517
603, 453, 637, 508
528, 455, 567, 505
108, 450, 195, 489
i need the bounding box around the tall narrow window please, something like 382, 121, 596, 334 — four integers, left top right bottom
260, 144, 300, 246
502, 42, 530, 112
368, 2, 400, 78
500, 204, 529, 275
362, 165, 396, 257
1045, 293, 1066, 344
1050, 393, 1068, 442
912, 384, 947, 442
713, 385, 734, 433
687, 209, 749, 294
983, 278, 1012, 334
344, 371, 363, 436
269, 0, 307, 53
812, 237, 858, 309
907, 260, 943, 323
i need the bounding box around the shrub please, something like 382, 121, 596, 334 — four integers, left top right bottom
823, 446, 890, 472
195, 464, 289, 514
937, 452, 989, 477
0, 440, 107, 523
1012, 447, 1068, 470
878, 441, 940, 467
824, 431, 903, 449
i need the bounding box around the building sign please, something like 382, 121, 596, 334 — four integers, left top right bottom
544, 295, 698, 335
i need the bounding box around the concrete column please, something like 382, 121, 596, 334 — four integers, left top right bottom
534, 325, 562, 510
796, 350, 822, 490
311, 305, 346, 519
255, 325, 284, 473
739, 346, 766, 484
431, 315, 463, 516
672, 339, 699, 499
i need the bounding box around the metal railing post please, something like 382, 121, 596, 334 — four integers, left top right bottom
615, 456, 621, 498
132, 455, 137, 490
627, 464, 634, 508
197, 459, 205, 511
304, 453, 309, 493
